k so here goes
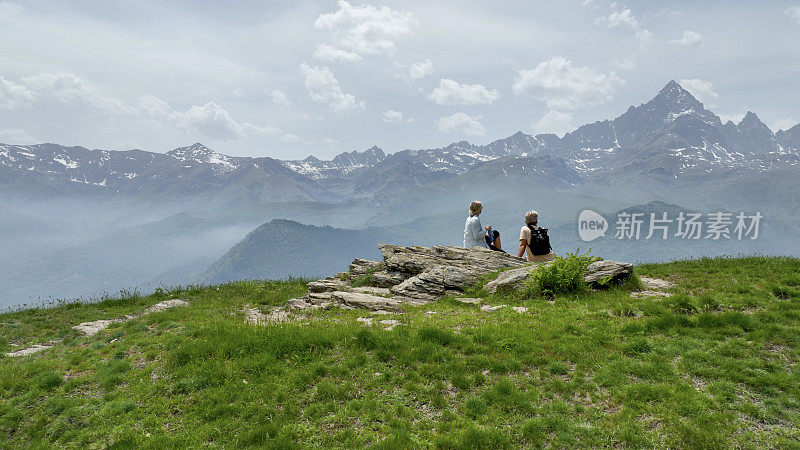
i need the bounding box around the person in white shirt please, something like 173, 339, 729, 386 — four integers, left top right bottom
517, 210, 555, 262
463, 200, 492, 248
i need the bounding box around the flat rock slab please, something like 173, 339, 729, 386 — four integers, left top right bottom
480, 304, 506, 312
6, 344, 55, 358
331, 291, 403, 311
631, 290, 672, 299
307, 279, 347, 293
72, 299, 188, 336
351, 286, 392, 296
640, 276, 674, 290
457, 297, 483, 305
379, 244, 527, 276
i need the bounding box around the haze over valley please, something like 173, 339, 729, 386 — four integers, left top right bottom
2, 81, 799, 309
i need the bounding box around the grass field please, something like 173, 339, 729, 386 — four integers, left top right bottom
1, 256, 799, 448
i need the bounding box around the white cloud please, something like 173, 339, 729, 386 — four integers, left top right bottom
635, 29, 653, 47
679, 78, 718, 107
0, 128, 40, 144
278, 133, 301, 143
322, 137, 339, 144
669, 31, 704, 49
382, 109, 413, 124
21, 72, 132, 115
167, 102, 249, 141
595, 7, 652, 47
436, 112, 485, 136
771, 118, 798, 131
271, 89, 293, 107
612, 57, 636, 70
136, 95, 172, 117
0, 76, 36, 109
314, 0, 416, 60
595, 9, 639, 29
1, 72, 131, 114
242, 122, 284, 137
787, 5, 800, 24
512, 56, 624, 110
427, 79, 501, 106
300, 63, 365, 113
409, 59, 434, 79
137, 97, 289, 142
719, 112, 746, 124
533, 110, 574, 137
313, 43, 362, 62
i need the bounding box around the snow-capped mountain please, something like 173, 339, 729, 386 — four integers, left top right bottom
1, 81, 798, 204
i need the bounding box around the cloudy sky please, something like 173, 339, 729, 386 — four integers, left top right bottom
1, 0, 799, 159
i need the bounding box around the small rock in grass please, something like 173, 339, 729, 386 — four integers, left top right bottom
380, 319, 400, 330
457, 298, 482, 305
480, 304, 506, 312
512, 306, 528, 313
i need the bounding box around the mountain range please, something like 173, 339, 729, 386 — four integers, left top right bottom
2, 81, 799, 207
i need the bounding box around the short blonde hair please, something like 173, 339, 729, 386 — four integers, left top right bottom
469, 200, 483, 216
525, 210, 538, 225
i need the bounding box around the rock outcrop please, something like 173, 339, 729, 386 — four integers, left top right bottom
285, 244, 634, 313
484, 260, 635, 293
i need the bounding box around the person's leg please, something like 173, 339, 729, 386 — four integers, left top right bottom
493, 230, 502, 251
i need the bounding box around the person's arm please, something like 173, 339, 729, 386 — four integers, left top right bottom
517, 239, 527, 258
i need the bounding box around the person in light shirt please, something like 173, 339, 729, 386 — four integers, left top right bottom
517, 210, 555, 262
463, 201, 495, 249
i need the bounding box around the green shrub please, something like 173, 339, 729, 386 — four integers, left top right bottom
522, 250, 599, 298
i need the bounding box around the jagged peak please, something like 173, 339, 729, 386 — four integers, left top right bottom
652, 80, 702, 109
738, 111, 773, 134
168, 142, 214, 157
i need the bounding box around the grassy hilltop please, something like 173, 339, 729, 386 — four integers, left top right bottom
1, 257, 799, 448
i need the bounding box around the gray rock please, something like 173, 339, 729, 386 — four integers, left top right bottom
390, 266, 478, 300
307, 278, 347, 293
640, 276, 674, 290
351, 286, 392, 296
457, 297, 483, 305
379, 244, 527, 276
484, 266, 537, 293
330, 291, 403, 311
369, 271, 407, 287
73, 299, 188, 336
584, 260, 634, 286
349, 259, 383, 276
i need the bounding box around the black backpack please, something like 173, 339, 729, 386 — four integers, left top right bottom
527, 225, 551, 255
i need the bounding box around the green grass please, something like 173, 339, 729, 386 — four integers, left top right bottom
1, 257, 800, 447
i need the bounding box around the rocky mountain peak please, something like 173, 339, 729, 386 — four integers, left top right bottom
167, 143, 215, 161
332, 146, 386, 167
651, 80, 705, 113
738, 111, 771, 133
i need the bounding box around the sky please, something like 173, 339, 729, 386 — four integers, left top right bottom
1, 0, 799, 160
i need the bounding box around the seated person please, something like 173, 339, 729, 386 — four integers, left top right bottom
463, 200, 488, 248
517, 210, 555, 262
